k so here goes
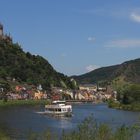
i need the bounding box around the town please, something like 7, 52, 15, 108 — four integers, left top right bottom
0, 79, 117, 102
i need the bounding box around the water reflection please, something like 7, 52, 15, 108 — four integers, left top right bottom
0, 103, 140, 139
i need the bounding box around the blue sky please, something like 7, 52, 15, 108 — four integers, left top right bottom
0, 0, 140, 76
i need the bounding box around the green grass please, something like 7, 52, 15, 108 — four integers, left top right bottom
0, 99, 50, 107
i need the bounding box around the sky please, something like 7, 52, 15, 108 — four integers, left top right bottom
0, 0, 140, 76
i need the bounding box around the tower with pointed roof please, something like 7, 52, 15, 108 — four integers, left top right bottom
0, 23, 12, 43
0, 23, 3, 36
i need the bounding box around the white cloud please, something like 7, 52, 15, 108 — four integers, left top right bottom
88, 37, 96, 42
86, 65, 99, 72
106, 39, 140, 48
130, 12, 140, 23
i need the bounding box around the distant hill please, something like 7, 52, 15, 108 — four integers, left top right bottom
0, 40, 76, 89
73, 58, 140, 85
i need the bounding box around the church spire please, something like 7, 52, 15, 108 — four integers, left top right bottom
0, 23, 3, 36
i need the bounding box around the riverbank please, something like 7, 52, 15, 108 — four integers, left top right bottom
108, 100, 140, 112
0, 99, 50, 107
0, 99, 100, 108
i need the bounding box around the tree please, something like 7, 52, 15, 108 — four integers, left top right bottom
0, 82, 11, 102
123, 84, 140, 104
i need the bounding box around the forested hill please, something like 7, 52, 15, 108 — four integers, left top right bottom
0, 40, 76, 89
73, 58, 140, 84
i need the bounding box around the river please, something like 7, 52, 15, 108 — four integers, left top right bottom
0, 103, 140, 139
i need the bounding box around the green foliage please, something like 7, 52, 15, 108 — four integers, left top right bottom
0, 129, 10, 140
62, 115, 140, 140
108, 84, 140, 111
0, 40, 75, 89
114, 125, 136, 140
0, 99, 51, 107
108, 99, 120, 109
73, 65, 119, 84
124, 84, 140, 103
0, 82, 11, 102
117, 84, 140, 105
73, 58, 140, 85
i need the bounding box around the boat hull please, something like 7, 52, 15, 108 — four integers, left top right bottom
44, 111, 72, 117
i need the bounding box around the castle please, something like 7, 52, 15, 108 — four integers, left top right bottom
0, 23, 12, 43
0, 23, 4, 36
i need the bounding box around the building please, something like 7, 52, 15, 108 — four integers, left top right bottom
0, 23, 3, 36
79, 84, 97, 92
0, 23, 12, 43
34, 90, 44, 99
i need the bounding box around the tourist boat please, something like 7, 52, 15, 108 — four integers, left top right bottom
45, 100, 72, 117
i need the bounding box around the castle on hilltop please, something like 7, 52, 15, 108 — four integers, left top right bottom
0, 23, 12, 43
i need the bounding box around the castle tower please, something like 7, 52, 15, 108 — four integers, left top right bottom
0, 23, 3, 36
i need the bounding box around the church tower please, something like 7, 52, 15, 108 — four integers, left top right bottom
0, 23, 3, 36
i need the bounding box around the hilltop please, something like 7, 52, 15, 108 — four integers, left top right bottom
0, 39, 76, 90
73, 58, 140, 85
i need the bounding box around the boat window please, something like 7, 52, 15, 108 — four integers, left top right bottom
48, 108, 54, 111
52, 101, 66, 105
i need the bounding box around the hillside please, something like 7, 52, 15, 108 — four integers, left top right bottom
73, 58, 140, 85
0, 40, 76, 89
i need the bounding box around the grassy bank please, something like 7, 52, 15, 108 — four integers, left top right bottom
108, 100, 140, 111
0, 99, 50, 107
0, 129, 10, 140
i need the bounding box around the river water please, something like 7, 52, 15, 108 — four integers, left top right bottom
0, 103, 140, 139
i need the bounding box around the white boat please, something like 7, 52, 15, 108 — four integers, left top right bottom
45, 100, 72, 117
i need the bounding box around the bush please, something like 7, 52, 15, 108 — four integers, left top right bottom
62, 115, 140, 140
